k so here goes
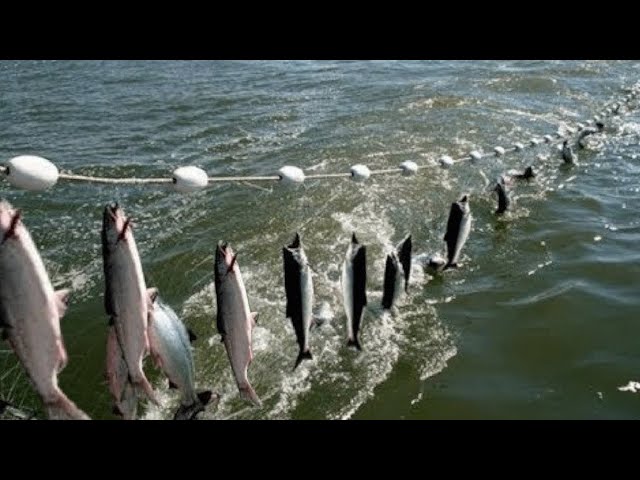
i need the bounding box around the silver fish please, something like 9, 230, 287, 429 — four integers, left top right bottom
0, 199, 89, 420
101, 203, 159, 405
381, 234, 412, 310
341, 233, 367, 350
282, 233, 314, 370
105, 325, 138, 420
444, 195, 472, 269
148, 297, 213, 420
214, 242, 261, 407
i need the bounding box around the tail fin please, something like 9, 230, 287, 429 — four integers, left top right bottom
132, 373, 160, 406
44, 391, 90, 420
294, 350, 313, 370
347, 337, 362, 351
239, 382, 262, 407
173, 390, 215, 420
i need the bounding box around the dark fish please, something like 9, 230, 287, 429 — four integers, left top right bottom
341, 233, 367, 350
282, 233, 314, 370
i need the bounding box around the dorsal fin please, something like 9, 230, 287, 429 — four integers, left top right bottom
187, 329, 197, 344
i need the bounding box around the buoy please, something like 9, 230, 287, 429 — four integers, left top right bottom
513, 143, 525, 151
439, 155, 454, 168
469, 151, 482, 162
593, 115, 600, 122
530, 138, 541, 146
172, 166, 208, 193
494, 146, 505, 156
543, 135, 553, 143
278, 166, 305, 185
4, 155, 59, 191
350, 164, 370, 182
399, 160, 418, 176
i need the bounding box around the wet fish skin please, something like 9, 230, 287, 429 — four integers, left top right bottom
105, 325, 138, 420
443, 195, 472, 269
0, 199, 89, 420
214, 242, 262, 407
341, 233, 367, 350
282, 232, 314, 370
148, 297, 213, 420
101, 203, 159, 406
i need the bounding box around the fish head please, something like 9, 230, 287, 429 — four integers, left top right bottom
0, 199, 23, 245
215, 241, 238, 276
102, 203, 132, 247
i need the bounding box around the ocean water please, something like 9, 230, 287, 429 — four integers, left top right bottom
0, 60, 639, 420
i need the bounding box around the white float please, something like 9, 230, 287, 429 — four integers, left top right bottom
513, 143, 525, 151
399, 160, 418, 176
350, 164, 370, 182
278, 166, 305, 185
543, 135, 553, 143
469, 151, 482, 162
530, 138, 541, 146
4, 155, 59, 191
439, 156, 454, 168
494, 146, 505, 156
172, 166, 208, 193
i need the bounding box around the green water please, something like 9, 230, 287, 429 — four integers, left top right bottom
1, 60, 639, 420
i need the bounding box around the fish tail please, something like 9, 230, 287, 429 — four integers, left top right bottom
294, 349, 313, 370
44, 390, 90, 420
132, 373, 160, 406
347, 337, 362, 351
173, 390, 216, 420
239, 382, 262, 407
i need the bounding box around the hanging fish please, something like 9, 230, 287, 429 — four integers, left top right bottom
102, 203, 159, 406
214, 242, 262, 407
444, 195, 472, 269
148, 297, 214, 420
282, 233, 314, 370
494, 179, 510, 215
0, 199, 89, 420
381, 234, 412, 310
341, 233, 367, 350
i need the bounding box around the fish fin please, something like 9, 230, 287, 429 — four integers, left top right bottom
187, 328, 197, 344
197, 391, 214, 406
44, 390, 90, 420
251, 312, 259, 327
112, 405, 124, 417
56, 339, 68, 373
172, 391, 215, 420
351, 232, 358, 244
239, 383, 262, 407
108, 316, 115, 326
347, 337, 362, 351
168, 380, 178, 390
443, 263, 459, 271
54, 289, 71, 318
133, 375, 160, 406
294, 350, 313, 370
